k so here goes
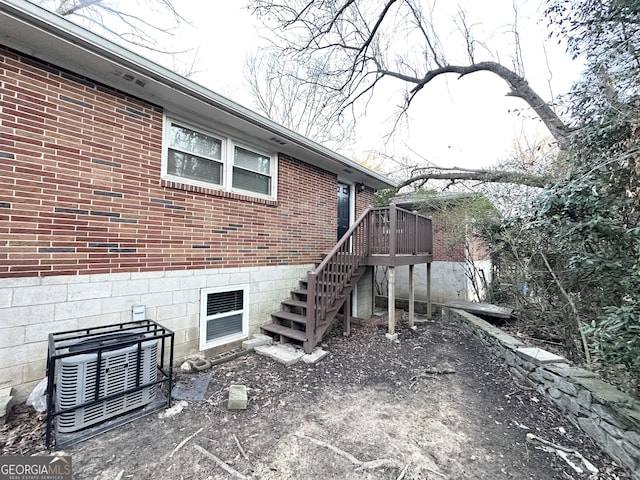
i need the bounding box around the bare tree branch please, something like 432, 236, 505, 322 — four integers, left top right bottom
397, 166, 550, 189
403, 61, 572, 149
244, 48, 353, 146
39, 0, 192, 56
57, 0, 102, 16
249, 0, 571, 152
454, 7, 476, 63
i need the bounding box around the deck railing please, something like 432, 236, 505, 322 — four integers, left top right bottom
368, 205, 433, 256
306, 204, 432, 345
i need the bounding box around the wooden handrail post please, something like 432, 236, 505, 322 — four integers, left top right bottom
365, 212, 369, 255
389, 203, 397, 257
413, 210, 419, 255
306, 271, 317, 342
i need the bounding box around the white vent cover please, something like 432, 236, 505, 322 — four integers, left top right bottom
55, 332, 158, 433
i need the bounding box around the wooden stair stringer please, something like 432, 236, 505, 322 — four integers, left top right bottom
261, 265, 368, 352
304, 265, 367, 352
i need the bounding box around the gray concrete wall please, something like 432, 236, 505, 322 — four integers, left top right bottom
355, 266, 374, 318
375, 260, 492, 303
0, 264, 312, 401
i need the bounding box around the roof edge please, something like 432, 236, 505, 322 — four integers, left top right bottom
0, 0, 397, 189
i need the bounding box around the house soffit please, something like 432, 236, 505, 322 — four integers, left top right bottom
0, 0, 396, 191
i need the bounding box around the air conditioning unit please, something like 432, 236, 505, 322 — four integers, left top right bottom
55, 331, 158, 433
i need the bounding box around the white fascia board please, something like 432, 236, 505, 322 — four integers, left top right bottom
0, 0, 397, 190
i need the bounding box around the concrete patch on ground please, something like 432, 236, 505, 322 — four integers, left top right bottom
302, 349, 328, 364
242, 334, 273, 350
254, 344, 305, 366
172, 373, 211, 402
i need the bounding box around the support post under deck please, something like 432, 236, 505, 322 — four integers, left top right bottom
343, 294, 351, 337
388, 266, 396, 334
408, 264, 415, 327
427, 262, 432, 319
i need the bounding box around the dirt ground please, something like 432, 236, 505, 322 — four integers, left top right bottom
1, 314, 634, 479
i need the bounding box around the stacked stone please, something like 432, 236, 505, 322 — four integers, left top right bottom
448, 308, 640, 479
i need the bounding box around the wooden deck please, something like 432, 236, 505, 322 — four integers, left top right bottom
262, 204, 433, 352
365, 253, 433, 267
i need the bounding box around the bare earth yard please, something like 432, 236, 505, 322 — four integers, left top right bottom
1, 314, 633, 479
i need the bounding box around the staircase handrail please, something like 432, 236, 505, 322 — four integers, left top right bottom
314, 208, 372, 274
306, 207, 373, 342
305, 204, 433, 346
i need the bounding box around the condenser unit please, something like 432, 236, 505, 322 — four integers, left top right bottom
55, 331, 158, 433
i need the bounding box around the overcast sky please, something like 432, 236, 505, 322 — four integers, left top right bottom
130, 1, 583, 174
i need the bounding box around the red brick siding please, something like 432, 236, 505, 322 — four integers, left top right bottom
355, 187, 375, 219
432, 220, 465, 262
467, 235, 490, 262
431, 218, 490, 262
0, 47, 354, 277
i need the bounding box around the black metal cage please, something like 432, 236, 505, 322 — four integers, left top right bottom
45, 319, 174, 449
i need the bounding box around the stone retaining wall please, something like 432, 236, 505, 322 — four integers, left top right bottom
447, 308, 640, 478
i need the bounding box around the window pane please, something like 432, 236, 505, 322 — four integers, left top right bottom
233, 167, 271, 195
234, 146, 270, 174
206, 314, 243, 341
168, 149, 222, 184
206, 290, 244, 316
170, 124, 221, 160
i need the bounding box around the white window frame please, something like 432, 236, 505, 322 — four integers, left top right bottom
231, 143, 274, 197
199, 285, 249, 350
162, 115, 277, 200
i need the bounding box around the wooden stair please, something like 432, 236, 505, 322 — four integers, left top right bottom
261, 266, 367, 352
259, 204, 433, 354
261, 277, 311, 349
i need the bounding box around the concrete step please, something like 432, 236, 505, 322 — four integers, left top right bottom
254, 343, 305, 366
254, 343, 328, 366
241, 333, 273, 350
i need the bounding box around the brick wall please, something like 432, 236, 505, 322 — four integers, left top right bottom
0, 47, 344, 278
432, 219, 465, 262
355, 187, 375, 218
467, 235, 490, 262
431, 218, 490, 263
